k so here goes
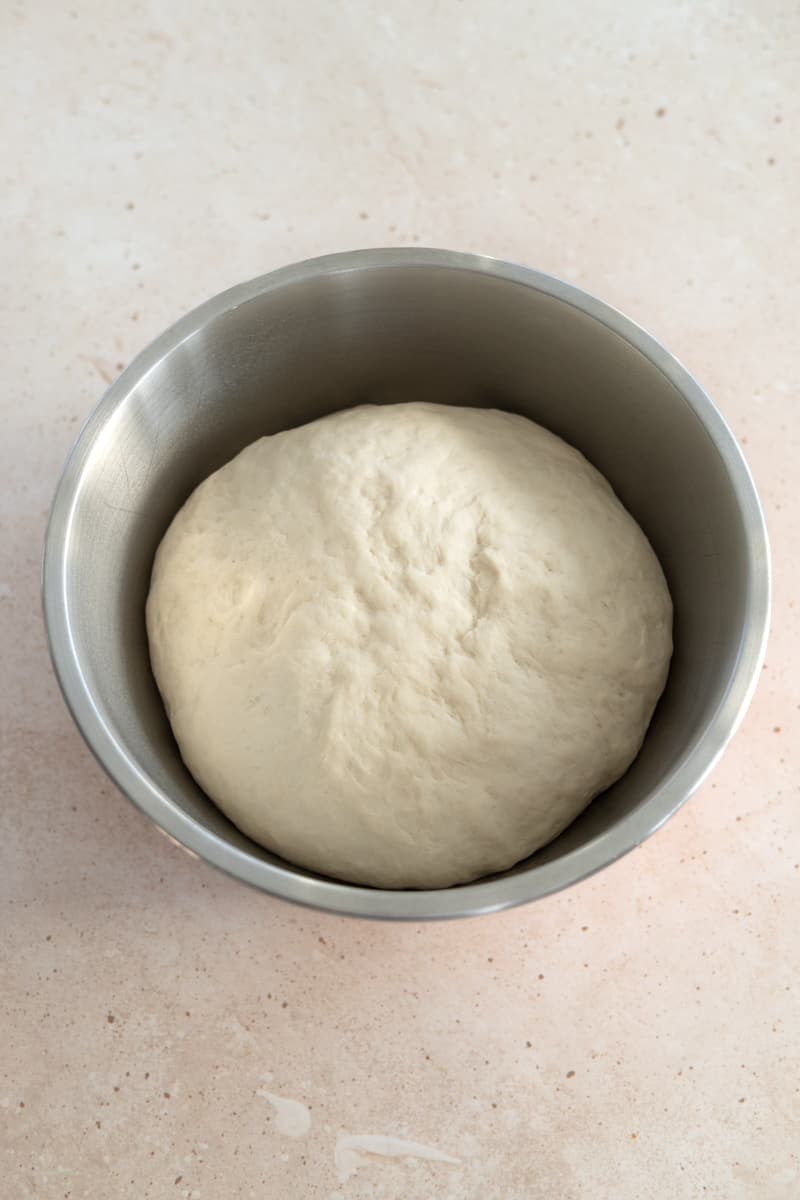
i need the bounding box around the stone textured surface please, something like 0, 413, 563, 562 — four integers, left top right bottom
1, 2, 797, 1197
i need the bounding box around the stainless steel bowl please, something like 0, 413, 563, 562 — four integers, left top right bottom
42, 249, 770, 919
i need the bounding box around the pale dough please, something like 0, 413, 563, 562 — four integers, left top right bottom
146, 403, 672, 889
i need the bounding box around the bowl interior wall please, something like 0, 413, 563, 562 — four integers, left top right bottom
62, 264, 751, 883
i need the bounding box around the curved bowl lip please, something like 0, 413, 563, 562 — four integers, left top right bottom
42, 247, 771, 920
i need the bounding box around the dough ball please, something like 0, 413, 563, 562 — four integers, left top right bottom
146, 403, 672, 889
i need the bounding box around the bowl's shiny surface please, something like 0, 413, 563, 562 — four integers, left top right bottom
42, 249, 770, 918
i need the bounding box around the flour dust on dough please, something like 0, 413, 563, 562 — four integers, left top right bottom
146, 403, 672, 889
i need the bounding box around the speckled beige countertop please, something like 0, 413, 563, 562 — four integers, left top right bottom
2, 3, 798, 1197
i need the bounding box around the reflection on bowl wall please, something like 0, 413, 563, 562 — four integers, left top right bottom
42, 249, 770, 919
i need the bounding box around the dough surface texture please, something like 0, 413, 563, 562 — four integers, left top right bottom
146, 403, 672, 888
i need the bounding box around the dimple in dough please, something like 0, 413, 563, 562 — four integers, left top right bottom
146, 403, 672, 889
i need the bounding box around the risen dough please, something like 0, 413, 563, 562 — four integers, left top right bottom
146, 403, 672, 889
